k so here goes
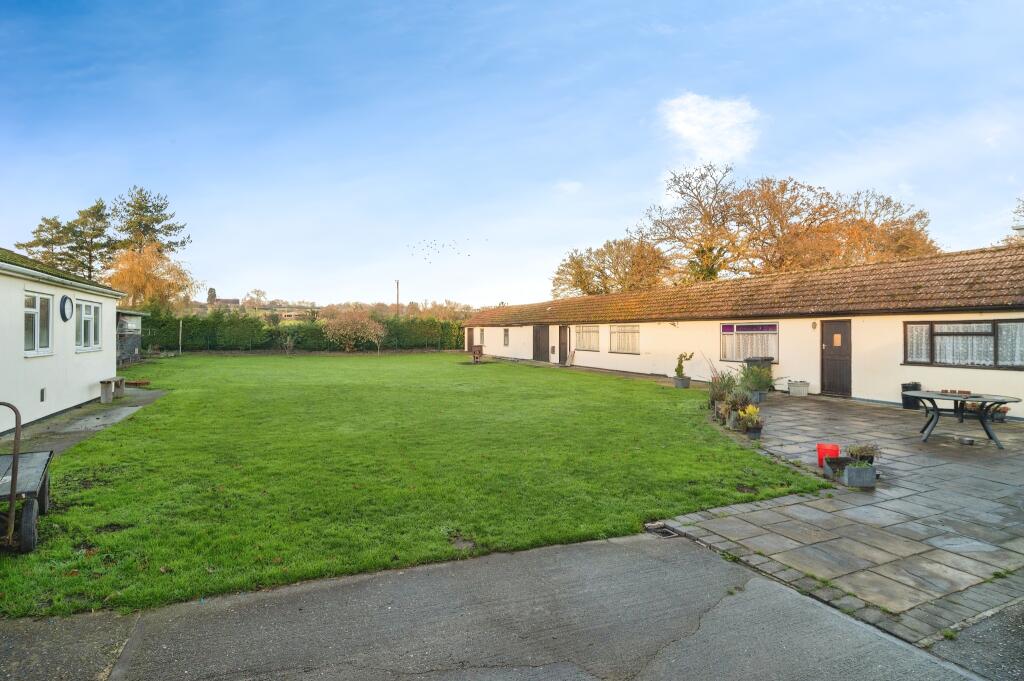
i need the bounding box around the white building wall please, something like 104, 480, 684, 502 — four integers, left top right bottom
1, 272, 119, 431
468, 310, 1024, 416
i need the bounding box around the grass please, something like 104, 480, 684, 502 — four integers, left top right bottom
0, 353, 822, 617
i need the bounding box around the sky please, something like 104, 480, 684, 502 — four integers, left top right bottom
1, 1, 1023, 307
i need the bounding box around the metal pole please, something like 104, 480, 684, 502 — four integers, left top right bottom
178, 319, 183, 356
395, 279, 400, 318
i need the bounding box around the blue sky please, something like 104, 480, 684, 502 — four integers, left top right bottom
1, 1, 1022, 306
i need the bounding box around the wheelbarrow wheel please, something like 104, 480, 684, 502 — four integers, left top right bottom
38, 474, 51, 515
19, 498, 38, 553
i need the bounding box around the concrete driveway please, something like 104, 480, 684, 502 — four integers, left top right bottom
2, 534, 975, 681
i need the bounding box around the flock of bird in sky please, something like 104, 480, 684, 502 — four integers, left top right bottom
406, 237, 486, 265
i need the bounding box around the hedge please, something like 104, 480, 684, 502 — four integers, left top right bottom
142, 311, 465, 352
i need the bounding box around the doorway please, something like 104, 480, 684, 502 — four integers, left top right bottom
821, 320, 852, 397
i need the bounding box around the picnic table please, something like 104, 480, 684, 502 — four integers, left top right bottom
902, 390, 1021, 450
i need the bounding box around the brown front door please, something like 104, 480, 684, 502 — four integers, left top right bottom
821, 320, 852, 397
466, 327, 474, 351
558, 326, 569, 365
532, 325, 549, 361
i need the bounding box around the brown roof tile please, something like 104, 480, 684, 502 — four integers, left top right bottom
465, 245, 1024, 326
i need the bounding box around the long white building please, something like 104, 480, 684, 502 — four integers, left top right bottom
464, 245, 1024, 414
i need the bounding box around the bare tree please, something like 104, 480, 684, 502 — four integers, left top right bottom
638, 163, 742, 281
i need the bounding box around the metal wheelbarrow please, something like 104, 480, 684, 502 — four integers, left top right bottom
1, 403, 54, 553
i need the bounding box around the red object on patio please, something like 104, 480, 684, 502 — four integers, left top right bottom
817, 443, 840, 467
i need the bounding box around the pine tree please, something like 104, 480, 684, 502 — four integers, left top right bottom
112, 186, 191, 253
64, 199, 116, 279
15, 216, 70, 268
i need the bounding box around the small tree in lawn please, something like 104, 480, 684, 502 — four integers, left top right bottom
365, 318, 387, 355
321, 305, 385, 352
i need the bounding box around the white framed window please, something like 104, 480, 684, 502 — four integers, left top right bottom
609, 324, 639, 354
480, 328, 485, 345
503, 328, 509, 346
76, 301, 102, 351
24, 293, 53, 356
720, 322, 779, 362
575, 324, 599, 351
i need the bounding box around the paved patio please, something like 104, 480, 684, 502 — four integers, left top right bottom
666, 393, 1024, 647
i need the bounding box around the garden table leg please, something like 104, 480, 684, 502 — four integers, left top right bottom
921, 398, 940, 442
978, 402, 1004, 450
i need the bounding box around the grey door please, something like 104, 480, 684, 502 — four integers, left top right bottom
466, 327, 474, 351
558, 326, 569, 365
821, 320, 852, 397
533, 326, 549, 362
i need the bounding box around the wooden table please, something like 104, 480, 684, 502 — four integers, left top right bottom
902, 391, 1021, 449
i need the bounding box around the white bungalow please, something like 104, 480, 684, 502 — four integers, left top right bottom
464, 245, 1024, 414
1, 247, 122, 431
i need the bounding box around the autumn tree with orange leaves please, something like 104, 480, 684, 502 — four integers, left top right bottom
105, 243, 200, 311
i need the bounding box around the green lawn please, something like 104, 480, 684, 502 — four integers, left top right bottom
0, 353, 822, 617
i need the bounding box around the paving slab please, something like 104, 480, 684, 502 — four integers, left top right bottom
921, 550, 1003, 579
697, 516, 766, 541
833, 570, 936, 613
836, 505, 913, 527
738, 532, 803, 555
769, 519, 838, 544
775, 503, 854, 529
835, 523, 931, 557
870, 556, 983, 597
886, 521, 948, 541
772, 538, 896, 580
925, 534, 1024, 570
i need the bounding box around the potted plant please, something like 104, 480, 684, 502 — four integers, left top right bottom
707, 367, 737, 412
740, 364, 773, 404
830, 443, 879, 488
788, 380, 809, 397
727, 390, 751, 430
673, 352, 695, 388
738, 405, 764, 439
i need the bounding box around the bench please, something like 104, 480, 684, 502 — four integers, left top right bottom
100, 377, 126, 404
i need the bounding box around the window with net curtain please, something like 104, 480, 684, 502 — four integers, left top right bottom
575, 324, 599, 351
720, 323, 779, 362
609, 324, 639, 354
905, 321, 1024, 367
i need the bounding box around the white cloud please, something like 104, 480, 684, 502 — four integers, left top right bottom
660, 92, 760, 163
553, 180, 584, 195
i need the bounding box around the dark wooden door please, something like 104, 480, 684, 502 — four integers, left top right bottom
466, 327, 474, 351
558, 326, 569, 365
821, 320, 851, 397
532, 325, 549, 361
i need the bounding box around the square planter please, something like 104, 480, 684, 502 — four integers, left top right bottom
788, 381, 809, 397
745, 427, 762, 440
673, 376, 691, 388
841, 464, 877, 489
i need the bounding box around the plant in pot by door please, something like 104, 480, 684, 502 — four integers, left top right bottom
738, 405, 764, 440
707, 366, 737, 413
740, 364, 773, 404
673, 352, 695, 388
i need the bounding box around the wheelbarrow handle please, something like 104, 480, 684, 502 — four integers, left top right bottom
1, 402, 21, 547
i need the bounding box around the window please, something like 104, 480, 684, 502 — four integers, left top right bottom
609, 324, 639, 354
720, 322, 779, 362
76, 301, 102, 351
904, 320, 1024, 368
575, 324, 599, 351
24, 293, 53, 355
503, 328, 509, 346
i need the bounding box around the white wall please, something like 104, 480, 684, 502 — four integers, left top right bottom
1, 273, 119, 431
469, 311, 1024, 416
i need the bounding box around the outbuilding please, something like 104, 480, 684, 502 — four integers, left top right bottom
464, 245, 1024, 414
2, 247, 123, 431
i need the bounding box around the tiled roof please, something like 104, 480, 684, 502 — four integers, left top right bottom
0, 247, 119, 292
465, 245, 1024, 326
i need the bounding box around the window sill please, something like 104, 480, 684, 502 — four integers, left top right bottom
76, 347, 103, 354
720, 359, 780, 365
574, 348, 599, 352
608, 351, 640, 355
901, 362, 1023, 372
24, 350, 54, 358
